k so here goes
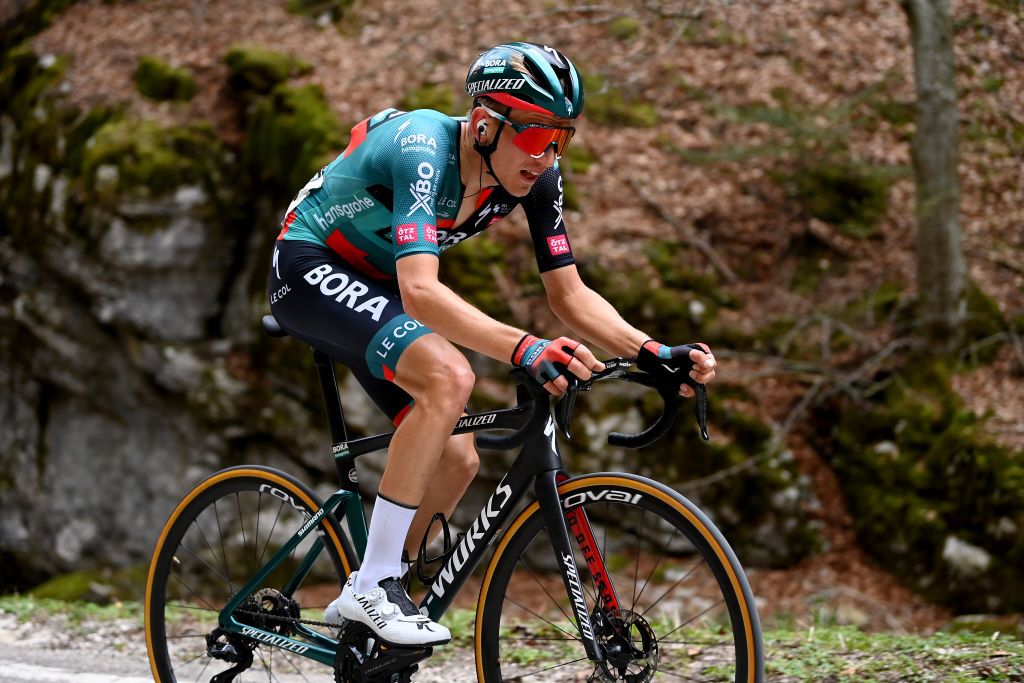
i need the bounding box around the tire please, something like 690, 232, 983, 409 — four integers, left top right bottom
475, 473, 764, 682
145, 465, 357, 682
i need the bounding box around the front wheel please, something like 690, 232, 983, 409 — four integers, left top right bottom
475, 473, 764, 682
145, 465, 356, 682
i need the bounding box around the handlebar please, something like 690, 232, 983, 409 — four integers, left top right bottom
475, 348, 709, 451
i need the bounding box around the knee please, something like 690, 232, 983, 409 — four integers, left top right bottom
418, 356, 475, 415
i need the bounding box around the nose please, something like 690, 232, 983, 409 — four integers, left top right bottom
540, 145, 558, 167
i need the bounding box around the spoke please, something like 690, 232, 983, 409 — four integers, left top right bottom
634, 526, 680, 609
277, 650, 314, 682
254, 491, 262, 575
522, 556, 576, 631
171, 575, 222, 614
631, 509, 646, 608
215, 499, 233, 588
658, 599, 725, 641
237, 493, 247, 570
659, 638, 732, 646
504, 595, 581, 643
256, 498, 286, 572
166, 601, 219, 614
193, 513, 236, 595
639, 560, 701, 618
506, 655, 592, 679
503, 636, 581, 642
178, 538, 235, 587
165, 633, 212, 640
192, 654, 212, 682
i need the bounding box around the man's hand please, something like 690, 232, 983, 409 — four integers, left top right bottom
642, 340, 716, 398
513, 334, 605, 395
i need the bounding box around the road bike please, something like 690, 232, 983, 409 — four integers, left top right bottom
145, 315, 765, 682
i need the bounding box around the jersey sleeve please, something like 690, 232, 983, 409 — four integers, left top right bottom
381, 112, 451, 261
521, 164, 576, 272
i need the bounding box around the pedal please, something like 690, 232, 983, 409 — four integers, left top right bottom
356, 644, 431, 682
335, 622, 433, 683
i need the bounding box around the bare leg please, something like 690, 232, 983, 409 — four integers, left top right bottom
403, 431, 479, 559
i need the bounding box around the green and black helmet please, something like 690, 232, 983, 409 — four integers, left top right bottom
466, 42, 584, 119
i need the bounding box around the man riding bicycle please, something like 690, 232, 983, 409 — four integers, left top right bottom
267, 42, 717, 647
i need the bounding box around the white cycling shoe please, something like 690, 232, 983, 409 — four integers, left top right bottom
325, 572, 451, 647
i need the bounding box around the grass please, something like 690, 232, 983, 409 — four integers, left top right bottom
0, 594, 143, 625
4, 596, 1021, 681
764, 626, 1024, 682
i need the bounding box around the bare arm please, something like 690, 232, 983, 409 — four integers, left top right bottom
541, 265, 717, 396
541, 265, 650, 357
397, 254, 525, 361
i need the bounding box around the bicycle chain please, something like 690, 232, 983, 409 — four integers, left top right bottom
234, 608, 342, 630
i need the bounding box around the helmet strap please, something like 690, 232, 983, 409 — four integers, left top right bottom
472, 118, 508, 192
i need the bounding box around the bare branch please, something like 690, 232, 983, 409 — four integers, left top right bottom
627, 178, 738, 283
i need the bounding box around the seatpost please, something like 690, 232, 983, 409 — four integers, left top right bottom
311, 349, 359, 490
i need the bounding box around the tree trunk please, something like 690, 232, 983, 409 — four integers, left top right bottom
901, 0, 966, 346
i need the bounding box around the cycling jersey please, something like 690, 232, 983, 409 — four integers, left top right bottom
276, 108, 575, 277
269, 108, 576, 419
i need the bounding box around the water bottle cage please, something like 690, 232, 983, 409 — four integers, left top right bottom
415, 512, 463, 585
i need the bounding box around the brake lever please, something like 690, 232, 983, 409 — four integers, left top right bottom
555, 358, 634, 441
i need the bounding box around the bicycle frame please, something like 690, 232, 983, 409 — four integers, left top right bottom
215, 349, 612, 665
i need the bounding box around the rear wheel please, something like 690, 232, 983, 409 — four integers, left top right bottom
475, 473, 763, 682
145, 466, 356, 682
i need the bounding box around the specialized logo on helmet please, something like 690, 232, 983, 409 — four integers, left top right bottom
467, 78, 525, 96
542, 45, 566, 67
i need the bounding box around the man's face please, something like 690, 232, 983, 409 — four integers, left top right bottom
485, 108, 574, 197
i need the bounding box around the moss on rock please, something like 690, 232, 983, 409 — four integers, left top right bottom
224, 45, 312, 96
133, 55, 196, 102
83, 119, 226, 198
817, 363, 1024, 613
244, 83, 343, 193
782, 160, 890, 239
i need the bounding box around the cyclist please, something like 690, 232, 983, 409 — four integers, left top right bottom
267, 42, 717, 647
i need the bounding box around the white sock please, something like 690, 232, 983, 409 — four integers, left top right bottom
353, 494, 417, 593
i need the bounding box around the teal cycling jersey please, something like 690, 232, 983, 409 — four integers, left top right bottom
277, 108, 575, 278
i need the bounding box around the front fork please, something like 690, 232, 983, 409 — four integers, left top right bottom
536, 470, 621, 663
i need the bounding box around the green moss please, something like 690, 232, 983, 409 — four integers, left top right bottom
563, 144, 596, 175
819, 363, 1024, 612
224, 45, 312, 95
562, 175, 581, 211
132, 55, 196, 102
83, 119, 226, 197
581, 72, 658, 128
244, 83, 343, 192
607, 16, 640, 40
29, 565, 147, 603
285, 0, 354, 22
0, 0, 78, 55
959, 281, 1008, 365
399, 83, 459, 117
782, 161, 890, 239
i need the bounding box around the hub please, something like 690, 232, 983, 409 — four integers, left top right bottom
594, 609, 660, 682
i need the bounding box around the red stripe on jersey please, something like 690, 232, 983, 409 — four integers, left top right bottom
382, 364, 395, 382
474, 188, 493, 210
342, 118, 370, 158
325, 230, 392, 280
392, 401, 412, 426
276, 210, 297, 240
437, 218, 455, 228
